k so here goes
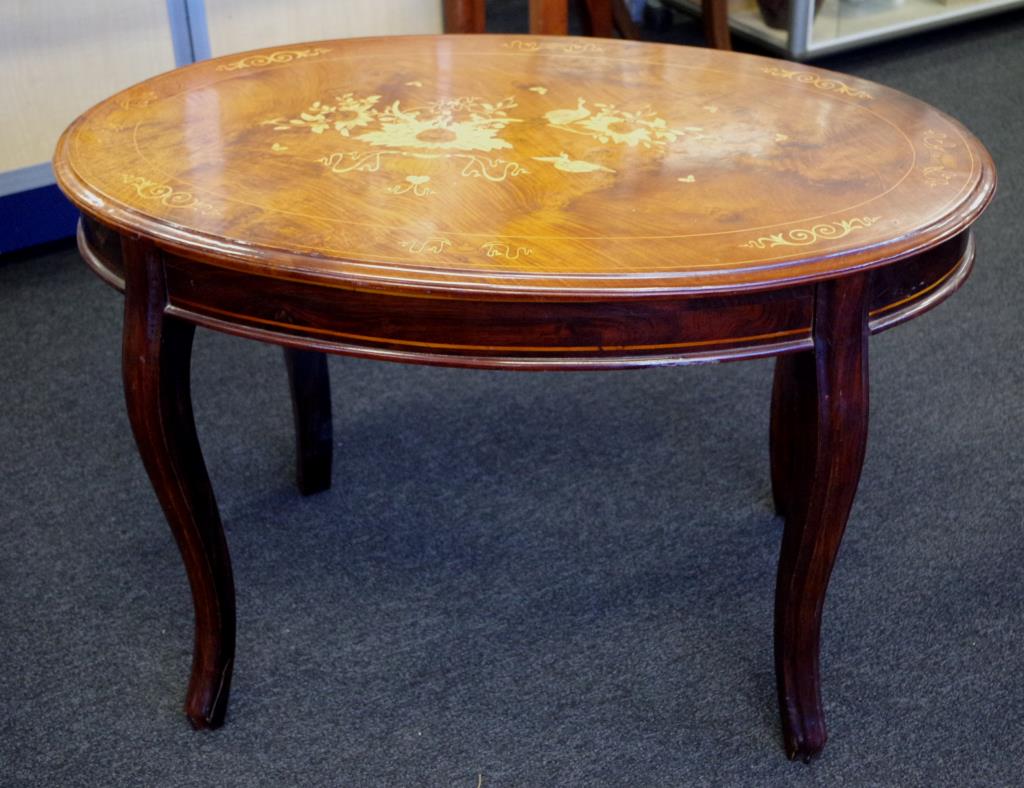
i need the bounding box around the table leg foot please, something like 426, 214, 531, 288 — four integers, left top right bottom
121, 238, 236, 730
773, 273, 870, 761
283, 348, 333, 496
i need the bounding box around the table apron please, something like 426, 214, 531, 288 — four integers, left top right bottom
79, 218, 972, 370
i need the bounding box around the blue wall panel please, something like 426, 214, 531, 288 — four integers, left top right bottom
0, 185, 79, 256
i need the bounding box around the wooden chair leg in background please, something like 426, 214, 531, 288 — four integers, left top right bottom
578, 0, 614, 37
702, 0, 732, 50
445, 0, 639, 42
530, 0, 570, 34
283, 348, 333, 497
443, 0, 486, 33
575, 0, 640, 39
445, 0, 726, 48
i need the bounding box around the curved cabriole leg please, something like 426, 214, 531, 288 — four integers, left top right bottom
121, 238, 236, 729
770, 350, 816, 518
773, 273, 870, 761
283, 348, 333, 495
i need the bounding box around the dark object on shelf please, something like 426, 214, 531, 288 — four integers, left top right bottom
757, 0, 825, 29
445, 0, 729, 49
643, 1, 675, 31
442, 0, 641, 38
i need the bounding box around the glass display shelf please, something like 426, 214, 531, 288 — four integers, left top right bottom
664, 0, 1024, 58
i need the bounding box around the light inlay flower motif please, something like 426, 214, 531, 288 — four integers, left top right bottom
358, 97, 521, 152
265, 93, 381, 136
544, 99, 690, 149
533, 153, 615, 174
264, 93, 532, 196
217, 48, 331, 71
759, 66, 873, 100
921, 130, 958, 187
120, 174, 219, 214
387, 175, 434, 197
740, 216, 881, 249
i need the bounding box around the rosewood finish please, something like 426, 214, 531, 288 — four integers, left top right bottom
54, 35, 994, 761
121, 237, 235, 729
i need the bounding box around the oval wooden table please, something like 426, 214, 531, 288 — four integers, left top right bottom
54, 34, 995, 761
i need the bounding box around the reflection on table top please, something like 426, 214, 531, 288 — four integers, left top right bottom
54, 35, 994, 295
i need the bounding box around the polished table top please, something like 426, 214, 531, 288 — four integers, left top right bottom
54, 35, 993, 297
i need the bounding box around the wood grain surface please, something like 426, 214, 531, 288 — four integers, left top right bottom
54, 35, 994, 296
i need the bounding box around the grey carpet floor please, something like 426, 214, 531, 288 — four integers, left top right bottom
2, 5, 1023, 787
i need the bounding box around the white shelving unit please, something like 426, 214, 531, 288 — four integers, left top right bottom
666, 0, 1024, 58
0, 0, 442, 198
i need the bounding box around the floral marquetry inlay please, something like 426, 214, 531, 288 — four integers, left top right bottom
740, 217, 881, 249
216, 48, 331, 71
262, 84, 726, 200
544, 100, 699, 149
481, 242, 533, 259
117, 90, 159, 110
266, 94, 381, 136
760, 67, 873, 100
532, 153, 615, 174
503, 40, 604, 54
54, 35, 992, 295
361, 97, 521, 152
921, 130, 959, 187
387, 175, 434, 197
265, 93, 540, 195
121, 175, 219, 215
400, 237, 453, 254
397, 237, 534, 262
267, 95, 520, 151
